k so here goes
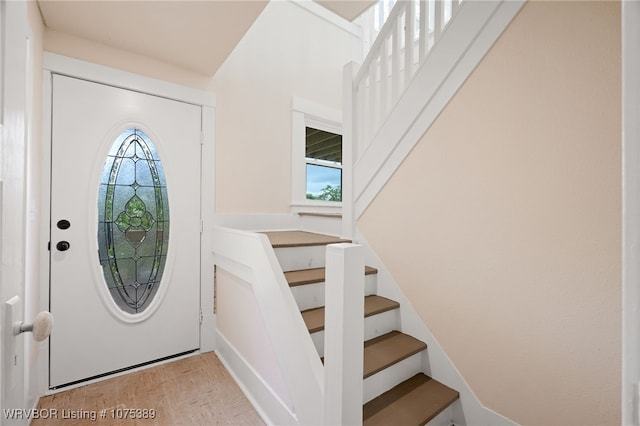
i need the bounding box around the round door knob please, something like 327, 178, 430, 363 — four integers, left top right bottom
15, 311, 53, 342
56, 241, 70, 252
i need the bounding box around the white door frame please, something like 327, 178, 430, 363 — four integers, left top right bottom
39, 53, 216, 394
623, 2, 640, 424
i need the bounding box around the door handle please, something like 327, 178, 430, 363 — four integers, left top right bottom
56, 241, 70, 252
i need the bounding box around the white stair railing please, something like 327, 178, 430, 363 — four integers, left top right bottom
353, 0, 461, 158
213, 227, 366, 425
343, 0, 462, 239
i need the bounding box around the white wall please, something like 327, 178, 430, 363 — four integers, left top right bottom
208, 1, 360, 214
215, 268, 292, 412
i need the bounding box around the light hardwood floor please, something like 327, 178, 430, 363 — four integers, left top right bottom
33, 353, 265, 425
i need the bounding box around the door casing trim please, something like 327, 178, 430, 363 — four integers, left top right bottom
44, 53, 216, 107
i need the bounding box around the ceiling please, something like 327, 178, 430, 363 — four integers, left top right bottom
37, 0, 375, 77
37, 0, 270, 76
306, 127, 342, 163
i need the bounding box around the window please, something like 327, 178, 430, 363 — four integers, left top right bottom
305, 127, 342, 202
97, 128, 169, 314
291, 97, 343, 213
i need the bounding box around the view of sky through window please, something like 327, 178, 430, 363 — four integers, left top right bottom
306, 163, 341, 196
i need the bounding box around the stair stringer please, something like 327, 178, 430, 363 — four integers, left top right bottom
356, 230, 518, 426
353, 0, 526, 221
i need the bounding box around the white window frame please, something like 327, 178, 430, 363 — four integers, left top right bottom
291, 97, 343, 214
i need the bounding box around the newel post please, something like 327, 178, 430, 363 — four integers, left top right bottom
323, 243, 364, 425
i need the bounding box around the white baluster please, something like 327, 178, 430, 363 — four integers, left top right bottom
343, 62, 357, 240
434, 0, 442, 41
359, 79, 367, 154
363, 76, 370, 150
405, 0, 415, 88
391, 16, 400, 104
419, 0, 427, 62
369, 59, 378, 136
381, 34, 388, 117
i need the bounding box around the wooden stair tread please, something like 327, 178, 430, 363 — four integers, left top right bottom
285, 265, 378, 287
363, 331, 427, 379
262, 231, 350, 248
301, 295, 400, 333
363, 373, 459, 425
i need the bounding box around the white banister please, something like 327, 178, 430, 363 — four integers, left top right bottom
352, 0, 461, 159
323, 243, 365, 426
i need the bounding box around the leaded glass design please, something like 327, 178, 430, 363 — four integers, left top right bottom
98, 128, 169, 314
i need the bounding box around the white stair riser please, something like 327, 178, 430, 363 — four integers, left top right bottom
275, 246, 327, 271
363, 352, 423, 403
308, 309, 399, 357
298, 215, 342, 237
426, 405, 454, 426
291, 275, 377, 311
363, 310, 398, 341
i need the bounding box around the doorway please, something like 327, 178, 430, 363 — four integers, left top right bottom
49, 74, 202, 388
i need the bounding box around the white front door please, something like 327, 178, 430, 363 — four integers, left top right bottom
49, 74, 201, 388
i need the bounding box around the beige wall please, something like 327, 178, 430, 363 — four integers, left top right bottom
44, 29, 212, 90
359, 2, 621, 425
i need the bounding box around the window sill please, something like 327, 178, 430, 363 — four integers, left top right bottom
290, 201, 342, 216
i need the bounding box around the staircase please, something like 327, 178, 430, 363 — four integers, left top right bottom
263, 230, 459, 425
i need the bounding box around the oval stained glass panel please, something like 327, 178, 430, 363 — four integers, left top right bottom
98, 128, 169, 314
